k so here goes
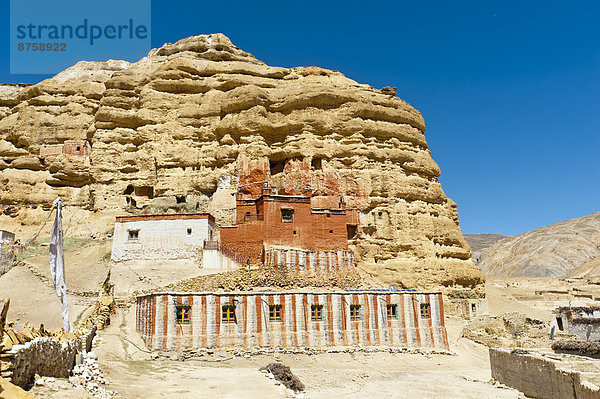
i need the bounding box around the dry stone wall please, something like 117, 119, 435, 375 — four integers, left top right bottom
0, 34, 483, 293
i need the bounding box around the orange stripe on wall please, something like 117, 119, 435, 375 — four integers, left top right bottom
255, 295, 263, 347
363, 294, 372, 346
280, 294, 287, 347
291, 294, 298, 347
188, 296, 194, 349
411, 294, 421, 347
386, 294, 393, 346
373, 295, 380, 345
326, 294, 335, 345
438, 294, 449, 350
303, 294, 310, 346
399, 294, 407, 346
425, 295, 435, 347
353, 294, 360, 345
215, 296, 221, 347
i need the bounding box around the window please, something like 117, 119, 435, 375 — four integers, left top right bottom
281, 209, 294, 222
187, 227, 192, 235
471, 303, 477, 314
311, 305, 324, 321
128, 230, 139, 240
347, 225, 358, 239
222, 305, 236, 323
350, 305, 361, 321
420, 303, 431, 319
269, 304, 282, 321
176, 305, 191, 324
329, 230, 333, 234
556, 317, 564, 331
386, 304, 398, 320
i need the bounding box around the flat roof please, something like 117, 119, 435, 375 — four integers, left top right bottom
136, 289, 442, 298
116, 213, 215, 223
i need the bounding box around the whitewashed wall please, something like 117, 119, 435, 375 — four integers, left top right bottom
111, 217, 214, 261
137, 291, 449, 351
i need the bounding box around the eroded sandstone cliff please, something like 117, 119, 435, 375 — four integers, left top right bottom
0, 34, 484, 293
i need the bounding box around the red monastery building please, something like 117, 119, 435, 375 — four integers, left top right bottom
220, 183, 359, 267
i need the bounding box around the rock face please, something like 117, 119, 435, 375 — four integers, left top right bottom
479, 212, 600, 278
0, 34, 483, 292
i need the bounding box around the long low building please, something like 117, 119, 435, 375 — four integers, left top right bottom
136, 290, 449, 351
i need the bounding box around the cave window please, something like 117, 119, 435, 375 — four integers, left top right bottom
556, 317, 564, 331
135, 186, 154, 199
471, 303, 477, 315
281, 208, 294, 223
347, 225, 358, 239
128, 230, 139, 241
270, 159, 285, 176
378, 211, 383, 219
176, 196, 186, 204
312, 157, 323, 170
124, 185, 135, 195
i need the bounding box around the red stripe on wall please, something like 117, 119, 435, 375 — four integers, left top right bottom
188, 296, 194, 349
215, 296, 221, 347
363, 294, 372, 346
399, 295, 407, 346
425, 295, 435, 347
162, 295, 168, 351
280, 294, 287, 347
326, 294, 335, 345
201, 296, 207, 348
373, 295, 380, 345
303, 294, 310, 346
438, 294, 449, 350
386, 294, 393, 346
256, 295, 263, 347
151, 296, 157, 349
411, 294, 421, 347
341, 295, 348, 346
353, 294, 360, 345
291, 294, 298, 347
243, 296, 248, 348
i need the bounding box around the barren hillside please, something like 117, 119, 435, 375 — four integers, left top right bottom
478, 212, 600, 277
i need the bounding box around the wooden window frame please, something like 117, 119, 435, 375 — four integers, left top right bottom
311, 305, 324, 321
128, 229, 139, 241
350, 304, 361, 321
281, 208, 294, 223
386, 304, 398, 320
420, 303, 431, 319
176, 305, 191, 324
221, 305, 236, 324
269, 304, 282, 322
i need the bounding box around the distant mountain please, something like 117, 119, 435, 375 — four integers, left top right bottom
463, 233, 512, 265
477, 212, 600, 277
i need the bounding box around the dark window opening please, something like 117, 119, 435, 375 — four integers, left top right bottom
270, 159, 285, 176
420, 303, 431, 319
556, 317, 564, 331
311, 305, 324, 321
124, 185, 135, 195
293, 230, 297, 235
176, 305, 191, 324
222, 305, 236, 323
128, 230, 139, 240
350, 304, 361, 321
281, 208, 294, 222
312, 157, 323, 170
187, 228, 192, 235
326, 213, 331, 218
135, 186, 154, 199
269, 304, 282, 322
471, 303, 477, 314
347, 225, 358, 239
387, 304, 398, 320
378, 211, 383, 219
176, 195, 186, 204
75, 145, 81, 151
329, 230, 333, 234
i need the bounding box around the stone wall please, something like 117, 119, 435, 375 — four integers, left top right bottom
137, 291, 449, 351
489, 348, 600, 399
8, 328, 95, 389
0, 230, 15, 277
264, 248, 355, 275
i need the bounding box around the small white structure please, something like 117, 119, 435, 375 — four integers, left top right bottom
201, 241, 243, 272
111, 214, 215, 262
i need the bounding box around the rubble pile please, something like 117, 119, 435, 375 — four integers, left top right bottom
462, 312, 550, 348
150, 267, 365, 294
69, 343, 115, 399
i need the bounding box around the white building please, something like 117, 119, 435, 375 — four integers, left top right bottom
111, 214, 215, 262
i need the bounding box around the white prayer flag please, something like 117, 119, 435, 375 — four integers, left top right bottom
49, 197, 70, 331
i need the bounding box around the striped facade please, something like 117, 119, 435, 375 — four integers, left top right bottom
264, 248, 356, 274
136, 291, 449, 351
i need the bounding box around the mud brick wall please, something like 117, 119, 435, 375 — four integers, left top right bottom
489, 348, 600, 399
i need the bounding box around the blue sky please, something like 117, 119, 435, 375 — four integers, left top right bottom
1, 0, 598, 235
